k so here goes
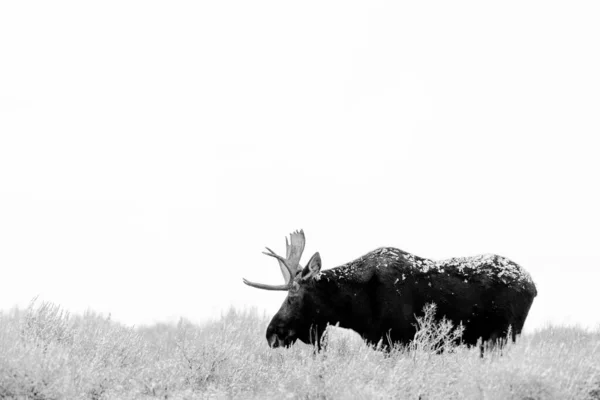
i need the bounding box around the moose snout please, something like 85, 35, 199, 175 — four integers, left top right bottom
267, 333, 284, 348
266, 326, 296, 348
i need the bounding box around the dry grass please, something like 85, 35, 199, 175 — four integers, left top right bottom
1, 299, 599, 399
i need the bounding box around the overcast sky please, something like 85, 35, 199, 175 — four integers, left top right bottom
1, 1, 599, 332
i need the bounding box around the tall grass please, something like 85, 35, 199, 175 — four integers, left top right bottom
1, 299, 599, 399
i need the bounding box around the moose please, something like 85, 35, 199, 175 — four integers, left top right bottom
243, 230, 537, 351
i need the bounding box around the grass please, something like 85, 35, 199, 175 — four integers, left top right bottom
1, 300, 599, 399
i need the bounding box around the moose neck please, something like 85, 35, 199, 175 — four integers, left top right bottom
309, 270, 372, 334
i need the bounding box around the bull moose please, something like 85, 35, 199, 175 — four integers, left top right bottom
243, 230, 537, 351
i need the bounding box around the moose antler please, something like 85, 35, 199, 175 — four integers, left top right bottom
242, 230, 306, 291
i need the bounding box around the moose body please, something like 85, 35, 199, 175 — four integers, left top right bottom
244, 231, 537, 350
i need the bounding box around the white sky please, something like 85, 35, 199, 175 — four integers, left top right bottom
1, 1, 599, 332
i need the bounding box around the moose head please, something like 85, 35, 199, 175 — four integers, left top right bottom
243, 230, 325, 348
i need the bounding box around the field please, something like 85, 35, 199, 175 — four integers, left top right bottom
1, 300, 599, 399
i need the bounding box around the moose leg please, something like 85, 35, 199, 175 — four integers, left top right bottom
309, 324, 328, 353
481, 330, 508, 357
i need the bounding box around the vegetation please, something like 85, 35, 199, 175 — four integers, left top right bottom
1, 300, 599, 399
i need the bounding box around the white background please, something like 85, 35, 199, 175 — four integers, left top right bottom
1, 1, 599, 331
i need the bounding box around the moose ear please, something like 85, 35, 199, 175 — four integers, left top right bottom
301, 252, 321, 280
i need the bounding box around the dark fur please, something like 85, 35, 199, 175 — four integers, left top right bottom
267, 247, 537, 350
